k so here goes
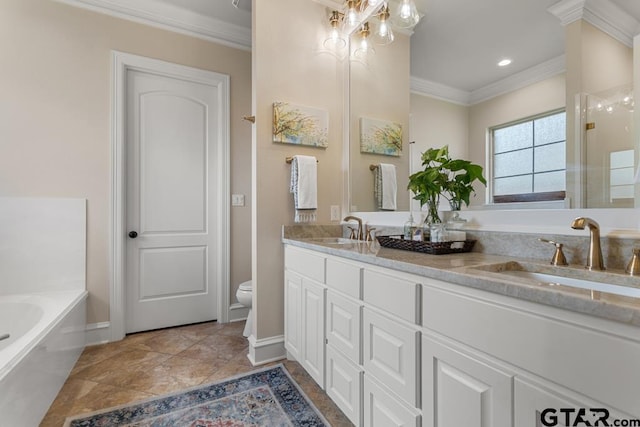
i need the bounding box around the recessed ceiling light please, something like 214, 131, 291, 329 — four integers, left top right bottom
497, 58, 512, 67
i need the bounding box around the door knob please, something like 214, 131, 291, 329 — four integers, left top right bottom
128, 231, 138, 238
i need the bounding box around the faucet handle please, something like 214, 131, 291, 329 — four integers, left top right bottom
539, 238, 568, 266
626, 248, 640, 276
347, 226, 357, 240
365, 227, 377, 242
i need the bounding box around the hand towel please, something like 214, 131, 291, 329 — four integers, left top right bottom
374, 163, 397, 210
290, 155, 318, 223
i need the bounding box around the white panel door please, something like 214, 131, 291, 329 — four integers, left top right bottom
422, 335, 513, 427
126, 69, 219, 333
302, 278, 326, 389
284, 270, 303, 361
364, 375, 421, 427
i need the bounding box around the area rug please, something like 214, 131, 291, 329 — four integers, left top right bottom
64, 364, 329, 426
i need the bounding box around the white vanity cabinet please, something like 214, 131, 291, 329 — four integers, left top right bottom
284, 246, 326, 389
284, 242, 640, 427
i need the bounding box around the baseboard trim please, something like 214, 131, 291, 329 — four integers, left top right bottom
85, 321, 111, 346
228, 303, 249, 323
247, 334, 286, 366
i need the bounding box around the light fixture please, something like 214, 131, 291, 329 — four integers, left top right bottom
323, 10, 347, 49
372, 4, 394, 45
345, 0, 359, 26
497, 58, 512, 67
354, 22, 375, 58
392, 0, 420, 29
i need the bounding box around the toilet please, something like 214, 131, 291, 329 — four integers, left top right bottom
236, 280, 252, 337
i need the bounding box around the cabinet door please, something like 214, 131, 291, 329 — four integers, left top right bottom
302, 278, 326, 389
284, 270, 302, 361
364, 375, 421, 427
326, 344, 363, 426
422, 335, 513, 427
327, 290, 362, 363
363, 308, 420, 406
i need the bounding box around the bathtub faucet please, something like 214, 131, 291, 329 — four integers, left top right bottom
0, 333, 9, 342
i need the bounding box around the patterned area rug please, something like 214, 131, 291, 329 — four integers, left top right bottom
64, 364, 329, 426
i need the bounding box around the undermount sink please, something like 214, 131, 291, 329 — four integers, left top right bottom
305, 237, 359, 245
500, 270, 640, 298
471, 261, 640, 298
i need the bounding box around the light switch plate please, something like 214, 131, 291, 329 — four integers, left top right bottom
232, 194, 245, 206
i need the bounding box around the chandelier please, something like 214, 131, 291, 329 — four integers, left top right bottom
323, 0, 421, 53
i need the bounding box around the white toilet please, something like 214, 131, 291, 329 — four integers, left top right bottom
236, 280, 252, 337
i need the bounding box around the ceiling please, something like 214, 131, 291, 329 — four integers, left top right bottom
67, 0, 640, 99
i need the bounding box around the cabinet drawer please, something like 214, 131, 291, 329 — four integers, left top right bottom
363, 269, 420, 324
327, 290, 362, 363
364, 375, 421, 427
285, 246, 325, 283
326, 257, 362, 299
363, 308, 420, 407
326, 345, 363, 426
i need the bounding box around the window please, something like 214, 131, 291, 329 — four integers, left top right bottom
491, 110, 566, 203
609, 149, 635, 203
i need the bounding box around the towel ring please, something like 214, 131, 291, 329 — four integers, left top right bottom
286, 156, 319, 164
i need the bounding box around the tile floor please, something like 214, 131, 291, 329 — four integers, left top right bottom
41, 321, 353, 426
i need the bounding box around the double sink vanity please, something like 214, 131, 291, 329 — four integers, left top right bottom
282, 223, 640, 426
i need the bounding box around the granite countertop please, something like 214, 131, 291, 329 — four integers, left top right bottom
283, 236, 640, 327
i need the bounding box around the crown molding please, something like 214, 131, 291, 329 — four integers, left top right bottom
51, 0, 252, 51
411, 55, 566, 106
410, 77, 471, 105
469, 55, 566, 105
548, 0, 640, 47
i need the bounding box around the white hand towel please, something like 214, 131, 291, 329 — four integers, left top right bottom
380, 163, 397, 210
290, 155, 318, 223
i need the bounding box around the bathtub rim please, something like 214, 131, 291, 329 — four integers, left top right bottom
0, 289, 88, 382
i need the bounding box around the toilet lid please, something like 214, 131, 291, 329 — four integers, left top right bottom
239, 280, 252, 291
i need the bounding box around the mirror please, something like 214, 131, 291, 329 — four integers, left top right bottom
348, 0, 640, 213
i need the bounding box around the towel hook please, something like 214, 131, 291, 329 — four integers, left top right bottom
243, 115, 255, 123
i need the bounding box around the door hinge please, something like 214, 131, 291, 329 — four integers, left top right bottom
586, 122, 595, 130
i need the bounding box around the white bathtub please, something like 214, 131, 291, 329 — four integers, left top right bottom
0, 290, 87, 426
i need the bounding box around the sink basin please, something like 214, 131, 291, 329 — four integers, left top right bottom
500, 270, 640, 298
305, 237, 359, 245
470, 261, 640, 298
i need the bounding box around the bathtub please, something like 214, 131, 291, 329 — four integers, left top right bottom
0, 290, 87, 426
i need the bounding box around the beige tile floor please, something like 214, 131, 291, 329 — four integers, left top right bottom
41, 321, 353, 426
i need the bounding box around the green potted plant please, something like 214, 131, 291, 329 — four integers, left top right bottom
407, 145, 486, 224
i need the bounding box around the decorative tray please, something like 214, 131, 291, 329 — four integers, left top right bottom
376, 235, 476, 255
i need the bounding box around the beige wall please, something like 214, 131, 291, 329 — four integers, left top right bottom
253, 0, 344, 339
350, 33, 410, 212
0, 0, 252, 324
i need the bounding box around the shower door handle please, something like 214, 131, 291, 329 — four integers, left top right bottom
128, 231, 138, 238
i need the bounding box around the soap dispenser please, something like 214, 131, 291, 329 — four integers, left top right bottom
403, 212, 416, 240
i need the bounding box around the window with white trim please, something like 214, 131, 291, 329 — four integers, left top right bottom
491, 110, 566, 203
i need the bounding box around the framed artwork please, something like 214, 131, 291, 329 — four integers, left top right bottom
272, 102, 329, 148
360, 117, 402, 156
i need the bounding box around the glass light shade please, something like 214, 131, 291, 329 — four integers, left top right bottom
324, 27, 347, 49
354, 28, 375, 58
391, 0, 420, 28
372, 7, 394, 45
345, 0, 359, 26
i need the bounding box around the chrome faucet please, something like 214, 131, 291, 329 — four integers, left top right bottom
570, 217, 605, 271
343, 215, 363, 240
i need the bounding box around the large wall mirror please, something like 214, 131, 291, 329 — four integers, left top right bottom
348, 0, 640, 214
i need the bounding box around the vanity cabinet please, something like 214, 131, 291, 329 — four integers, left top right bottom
284, 247, 326, 388
284, 242, 640, 426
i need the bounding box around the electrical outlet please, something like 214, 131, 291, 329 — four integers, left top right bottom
231, 194, 245, 206
330, 205, 340, 221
